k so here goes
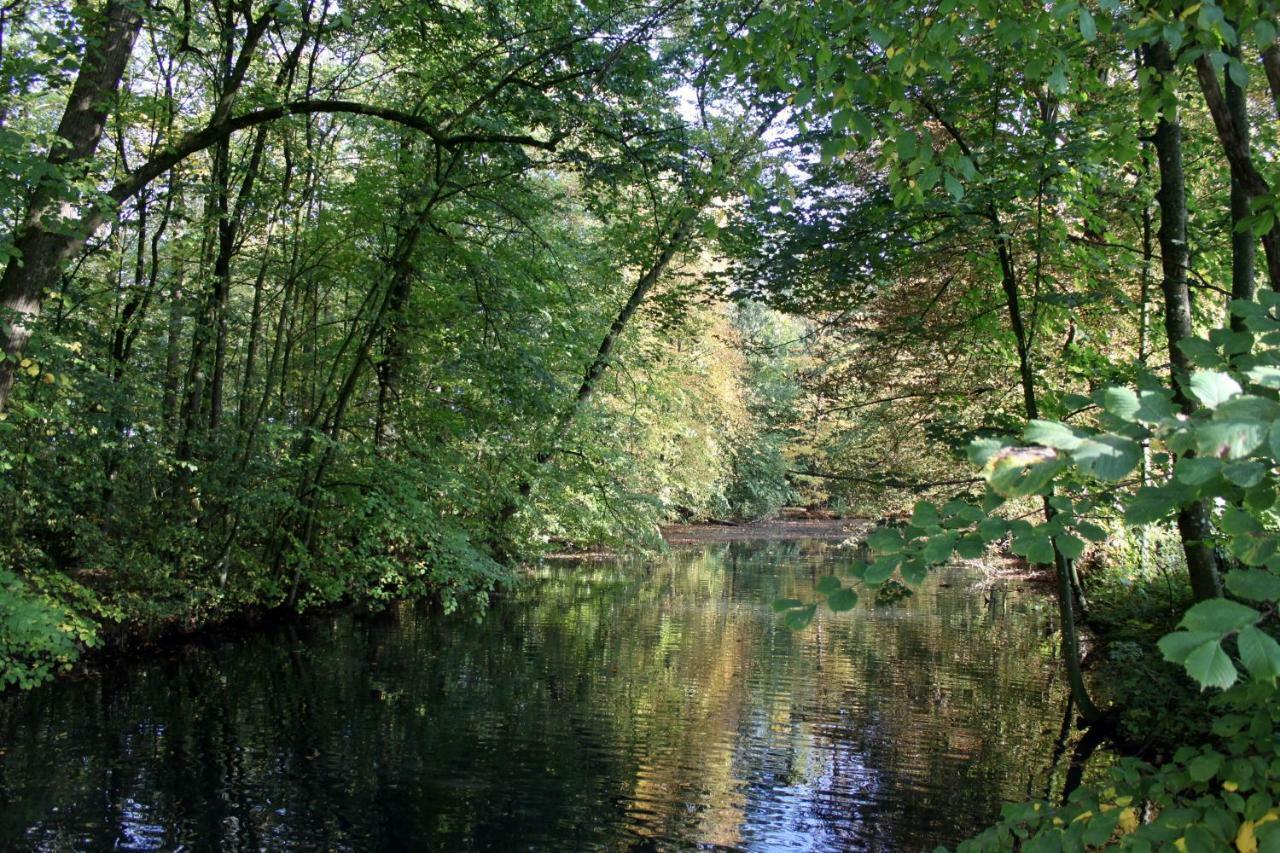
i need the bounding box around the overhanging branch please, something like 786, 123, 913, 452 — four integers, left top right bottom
109, 99, 562, 206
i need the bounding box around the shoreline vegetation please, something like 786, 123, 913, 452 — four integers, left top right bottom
18, 512, 1070, 696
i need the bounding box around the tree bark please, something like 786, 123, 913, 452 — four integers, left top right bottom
0, 0, 142, 410
1149, 41, 1224, 602
1226, 41, 1256, 327
1194, 53, 1280, 292
1263, 42, 1280, 119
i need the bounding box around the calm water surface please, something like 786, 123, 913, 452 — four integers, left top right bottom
0, 539, 1075, 851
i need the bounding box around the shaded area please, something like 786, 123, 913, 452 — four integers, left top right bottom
661, 519, 867, 545
2, 540, 1075, 850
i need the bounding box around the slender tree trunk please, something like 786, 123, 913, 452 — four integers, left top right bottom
374, 146, 456, 449
493, 201, 703, 533
0, 0, 142, 410
1194, 53, 1280, 292
282, 183, 438, 606
1263, 42, 1280, 119
1139, 153, 1154, 576
1225, 41, 1255, 323
1149, 40, 1224, 602
988, 203, 1103, 723
163, 267, 186, 429
931, 75, 1103, 720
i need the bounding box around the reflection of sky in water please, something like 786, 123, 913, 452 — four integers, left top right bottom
118, 798, 165, 850
1, 540, 1078, 851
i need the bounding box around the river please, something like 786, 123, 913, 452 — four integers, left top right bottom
1, 537, 1076, 850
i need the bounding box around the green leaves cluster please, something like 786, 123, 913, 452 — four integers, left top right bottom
0, 569, 84, 689
957, 682, 1280, 852
780, 296, 1280, 698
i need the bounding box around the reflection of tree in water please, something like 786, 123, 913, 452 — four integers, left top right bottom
0, 541, 1072, 850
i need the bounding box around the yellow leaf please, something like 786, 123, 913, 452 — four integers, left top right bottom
1238, 820, 1258, 853
1118, 808, 1139, 834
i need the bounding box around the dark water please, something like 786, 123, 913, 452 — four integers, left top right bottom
0, 540, 1076, 851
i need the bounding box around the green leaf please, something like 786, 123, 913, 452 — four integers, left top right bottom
922, 532, 957, 564
784, 604, 818, 631
1221, 507, 1263, 536
1134, 389, 1176, 423
1228, 57, 1249, 88
1231, 531, 1277, 567
1246, 482, 1277, 512
1256, 19, 1277, 49
900, 558, 928, 585
1175, 457, 1221, 485
1099, 387, 1139, 421
864, 555, 901, 585
1179, 337, 1226, 367
910, 501, 940, 529
815, 575, 842, 595
1225, 569, 1280, 602
1179, 598, 1261, 633
867, 526, 904, 554
1195, 419, 1267, 459
1159, 630, 1221, 664
1078, 6, 1096, 41
1012, 531, 1055, 565
1215, 395, 1280, 422
955, 535, 986, 559
968, 437, 1006, 467
1185, 639, 1238, 690
1188, 370, 1243, 408
826, 588, 858, 612
1246, 366, 1280, 389
1237, 625, 1280, 684
978, 518, 1007, 540
985, 447, 1063, 497
1188, 752, 1222, 782
1212, 327, 1255, 357
1224, 460, 1267, 488
1125, 486, 1182, 524
1072, 435, 1141, 481
1269, 418, 1280, 460
1075, 520, 1107, 542
1025, 419, 1082, 450
1047, 65, 1068, 93
1055, 534, 1086, 560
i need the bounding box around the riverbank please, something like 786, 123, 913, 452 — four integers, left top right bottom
662, 516, 868, 545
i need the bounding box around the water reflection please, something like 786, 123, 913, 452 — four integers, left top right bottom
0, 540, 1071, 850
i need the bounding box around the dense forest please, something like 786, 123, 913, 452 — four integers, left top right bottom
6, 0, 1280, 848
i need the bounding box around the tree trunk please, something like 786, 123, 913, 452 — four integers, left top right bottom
493, 201, 702, 533
989, 204, 1103, 722
1225, 41, 1256, 323
1194, 53, 1280, 293
1149, 40, 1224, 602
924, 91, 1104, 722
1263, 42, 1280, 119
0, 0, 142, 410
